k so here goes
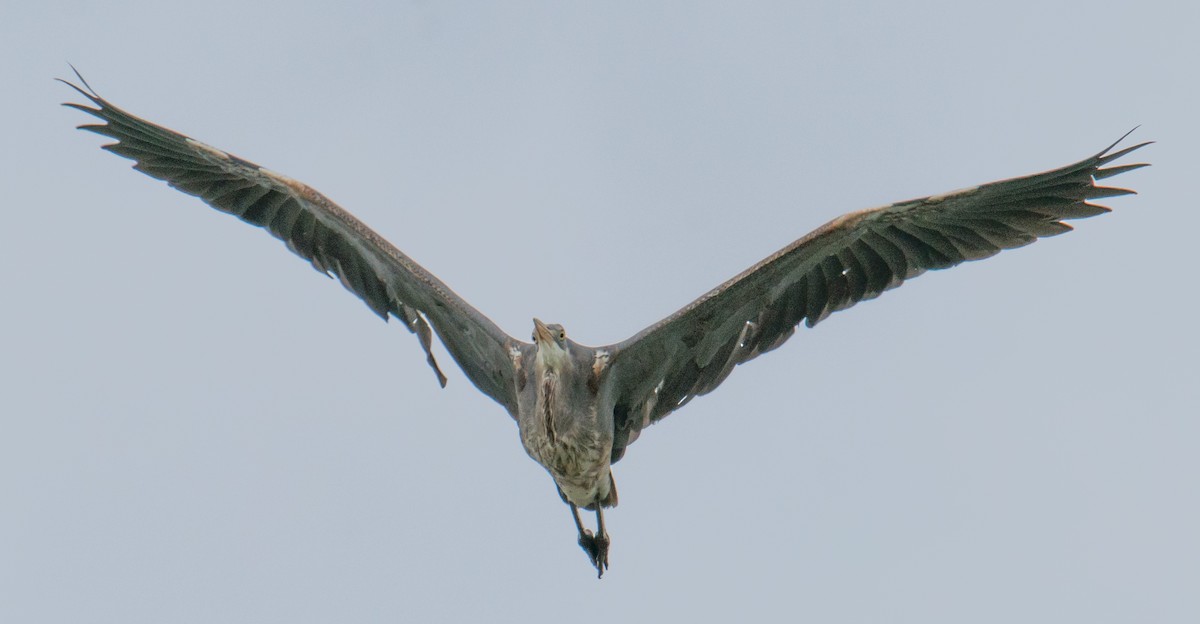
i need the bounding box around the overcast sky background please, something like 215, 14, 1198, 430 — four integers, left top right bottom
2, 2, 1196, 622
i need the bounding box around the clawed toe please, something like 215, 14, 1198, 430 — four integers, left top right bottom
577, 528, 596, 555
592, 532, 610, 577
576, 529, 609, 577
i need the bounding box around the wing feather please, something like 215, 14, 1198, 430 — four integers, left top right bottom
63, 73, 524, 415
604, 133, 1149, 461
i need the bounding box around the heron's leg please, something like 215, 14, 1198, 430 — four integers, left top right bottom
570, 503, 591, 540
568, 499, 609, 578
568, 501, 592, 552
592, 507, 610, 576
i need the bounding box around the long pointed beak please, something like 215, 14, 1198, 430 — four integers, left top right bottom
532, 318, 554, 344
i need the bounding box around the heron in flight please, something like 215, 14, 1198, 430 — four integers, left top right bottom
62, 72, 1148, 577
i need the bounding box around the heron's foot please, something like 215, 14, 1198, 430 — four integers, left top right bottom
577, 529, 610, 578
593, 530, 610, 577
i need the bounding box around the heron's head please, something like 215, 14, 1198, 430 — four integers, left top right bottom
532, 318, 570, 368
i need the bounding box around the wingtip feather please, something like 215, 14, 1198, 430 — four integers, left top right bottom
61, 101, 100, 116
1094, 162, 1150, 180
1099, 140, 1153, 166
57, 65, 105, 108
1088, 186, 1137, 200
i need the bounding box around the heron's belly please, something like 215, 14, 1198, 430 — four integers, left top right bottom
523, 431, 611, 507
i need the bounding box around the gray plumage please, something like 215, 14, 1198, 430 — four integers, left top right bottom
62, 70, 1149, 577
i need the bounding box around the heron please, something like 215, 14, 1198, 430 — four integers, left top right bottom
62, 72, 1148, 577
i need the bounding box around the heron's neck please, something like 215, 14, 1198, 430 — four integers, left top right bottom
535, 345, 572, 377
533, 347, 572, 442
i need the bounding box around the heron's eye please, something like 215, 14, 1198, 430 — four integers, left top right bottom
558, 331, 566, 340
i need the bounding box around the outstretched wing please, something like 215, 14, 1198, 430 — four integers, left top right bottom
603, 133, 1149, 460
63, 72, 526, 415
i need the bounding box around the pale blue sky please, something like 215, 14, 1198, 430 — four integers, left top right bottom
2, 2, 1196, 622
